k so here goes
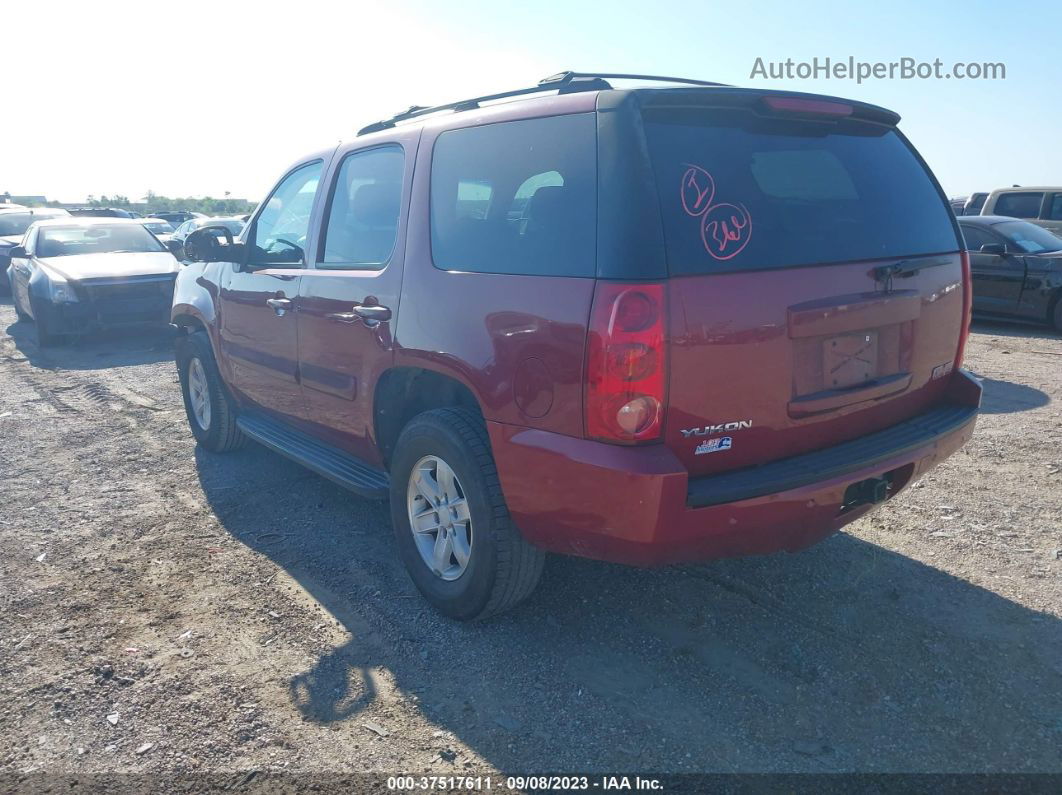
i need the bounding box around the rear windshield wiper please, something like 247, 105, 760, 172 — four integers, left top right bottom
873, 257, 952, 282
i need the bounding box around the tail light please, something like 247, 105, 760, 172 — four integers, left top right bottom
955, 250, 972, 368
585, 282, 666, 443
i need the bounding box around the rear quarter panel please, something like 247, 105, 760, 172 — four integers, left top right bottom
395, 119, 594, 436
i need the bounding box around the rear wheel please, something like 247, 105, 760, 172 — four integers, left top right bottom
176, 330, 245, 452
389, 407, 545, 620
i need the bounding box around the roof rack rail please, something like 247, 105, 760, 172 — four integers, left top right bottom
539, 71, 730, 88
356, 70, 727, 136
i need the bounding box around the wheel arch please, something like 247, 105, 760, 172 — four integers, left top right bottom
374, 366, 484, 470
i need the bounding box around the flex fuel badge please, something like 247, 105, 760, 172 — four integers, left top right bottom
695, 436, 732, 455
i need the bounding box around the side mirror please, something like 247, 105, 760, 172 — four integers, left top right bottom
979, 242, 1007, 256
184, 226, 244, 264
164, 239, 184, 258
8, 245, 27, 259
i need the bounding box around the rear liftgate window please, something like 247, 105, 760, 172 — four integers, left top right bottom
430, 113, 597, 278
641, 106, 959, 274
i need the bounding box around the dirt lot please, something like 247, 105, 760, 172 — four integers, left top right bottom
1, 297, 1060, 781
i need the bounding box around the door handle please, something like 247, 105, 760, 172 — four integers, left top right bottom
266, 297, 293, 316
353, 304, 391, 326
326, 304, 392, 327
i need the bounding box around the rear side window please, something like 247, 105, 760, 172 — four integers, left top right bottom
993, 192, 1044, 219
641, 107, 959, 274
319, 145, 404, 268
430, 114, 596, 277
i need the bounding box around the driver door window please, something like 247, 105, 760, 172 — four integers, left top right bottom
250, 160, 324, 266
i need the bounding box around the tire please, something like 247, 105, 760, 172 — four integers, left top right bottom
175, 330, 245, 452
389, 407, 545, 620
1053, 297, 1062, 334
12, 284, 30, 322
32, 304, 62, 347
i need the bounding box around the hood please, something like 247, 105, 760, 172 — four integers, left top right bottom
37, 251, 179, 281
0, 235, 22, 247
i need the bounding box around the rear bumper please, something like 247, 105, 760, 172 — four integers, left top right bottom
489, 369, 981, 566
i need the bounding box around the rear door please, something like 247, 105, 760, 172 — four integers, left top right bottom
296, 139, 412, 465
638, 97, 965, 476
218, 160, 324, 421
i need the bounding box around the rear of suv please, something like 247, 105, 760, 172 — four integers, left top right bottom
171, 72, 980, 619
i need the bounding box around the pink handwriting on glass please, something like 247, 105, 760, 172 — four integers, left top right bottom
680, 164, 752, 261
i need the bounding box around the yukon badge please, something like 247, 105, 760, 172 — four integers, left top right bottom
681, 420, 752, 438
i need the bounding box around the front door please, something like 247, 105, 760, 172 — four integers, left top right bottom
217, 160, 325, 421
296, 143, 410, 465
964, 224, 1025, 315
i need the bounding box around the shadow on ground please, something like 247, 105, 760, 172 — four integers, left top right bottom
971, 318, 1059, 340
2, 298, 173, 370
195, 444, 1062, 773
975, 374, 1051, 414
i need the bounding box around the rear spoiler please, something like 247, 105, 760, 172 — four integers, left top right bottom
615, 86, 901, 127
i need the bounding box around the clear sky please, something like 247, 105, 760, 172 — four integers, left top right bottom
3, 0, 1058, 203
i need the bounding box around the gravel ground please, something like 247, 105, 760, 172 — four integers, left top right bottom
0, 298, 1060, 781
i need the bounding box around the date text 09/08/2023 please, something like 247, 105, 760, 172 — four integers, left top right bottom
386, 775, 665, 791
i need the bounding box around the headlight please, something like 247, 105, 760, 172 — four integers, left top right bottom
48, 278, 78, 303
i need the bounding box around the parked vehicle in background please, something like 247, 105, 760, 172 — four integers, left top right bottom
949, 197, 967, 215
67, 207, 135, 219
148, 211, 204, 227
963, 192, 989, 216
141, 217, 177, 243
168, 217, 245, 261
959, 215, 1062, 331
171, 72, 980, 619
0, 207, 71, 293
8, 217, 180, 345
980, 187, 1062, 235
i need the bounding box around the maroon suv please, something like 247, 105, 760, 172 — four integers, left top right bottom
172, 72, 980, 619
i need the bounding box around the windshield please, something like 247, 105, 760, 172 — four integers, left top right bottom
37, 224, 167, 257
996, 220, 1062, 254
642, 106, 959, 273
144, 221, 175, 233
0, 212, 62, 237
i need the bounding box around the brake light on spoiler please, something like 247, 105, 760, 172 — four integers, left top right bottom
762, 96, 854, 117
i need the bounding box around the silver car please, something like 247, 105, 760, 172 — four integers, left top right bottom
7, 217, 180, 345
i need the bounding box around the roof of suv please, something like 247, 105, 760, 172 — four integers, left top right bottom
352, 72, 902, 144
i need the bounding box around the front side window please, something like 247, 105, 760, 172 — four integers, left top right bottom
430, 114, 597, 278
960, 224, 994, 252
250, 160, 323, 266
993, 192, 1044, 219
319, 146, 404, 268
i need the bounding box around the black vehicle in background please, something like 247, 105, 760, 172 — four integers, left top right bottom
959, 215, 1062, 331
0, 207, 71, 293
148, 211, 203, 226
962, 192, 989, 216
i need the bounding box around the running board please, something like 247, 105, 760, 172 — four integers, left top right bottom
237, 413, 390, 499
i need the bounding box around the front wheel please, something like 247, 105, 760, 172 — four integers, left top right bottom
389, 408, 545, 620
176, 330, 245, 452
